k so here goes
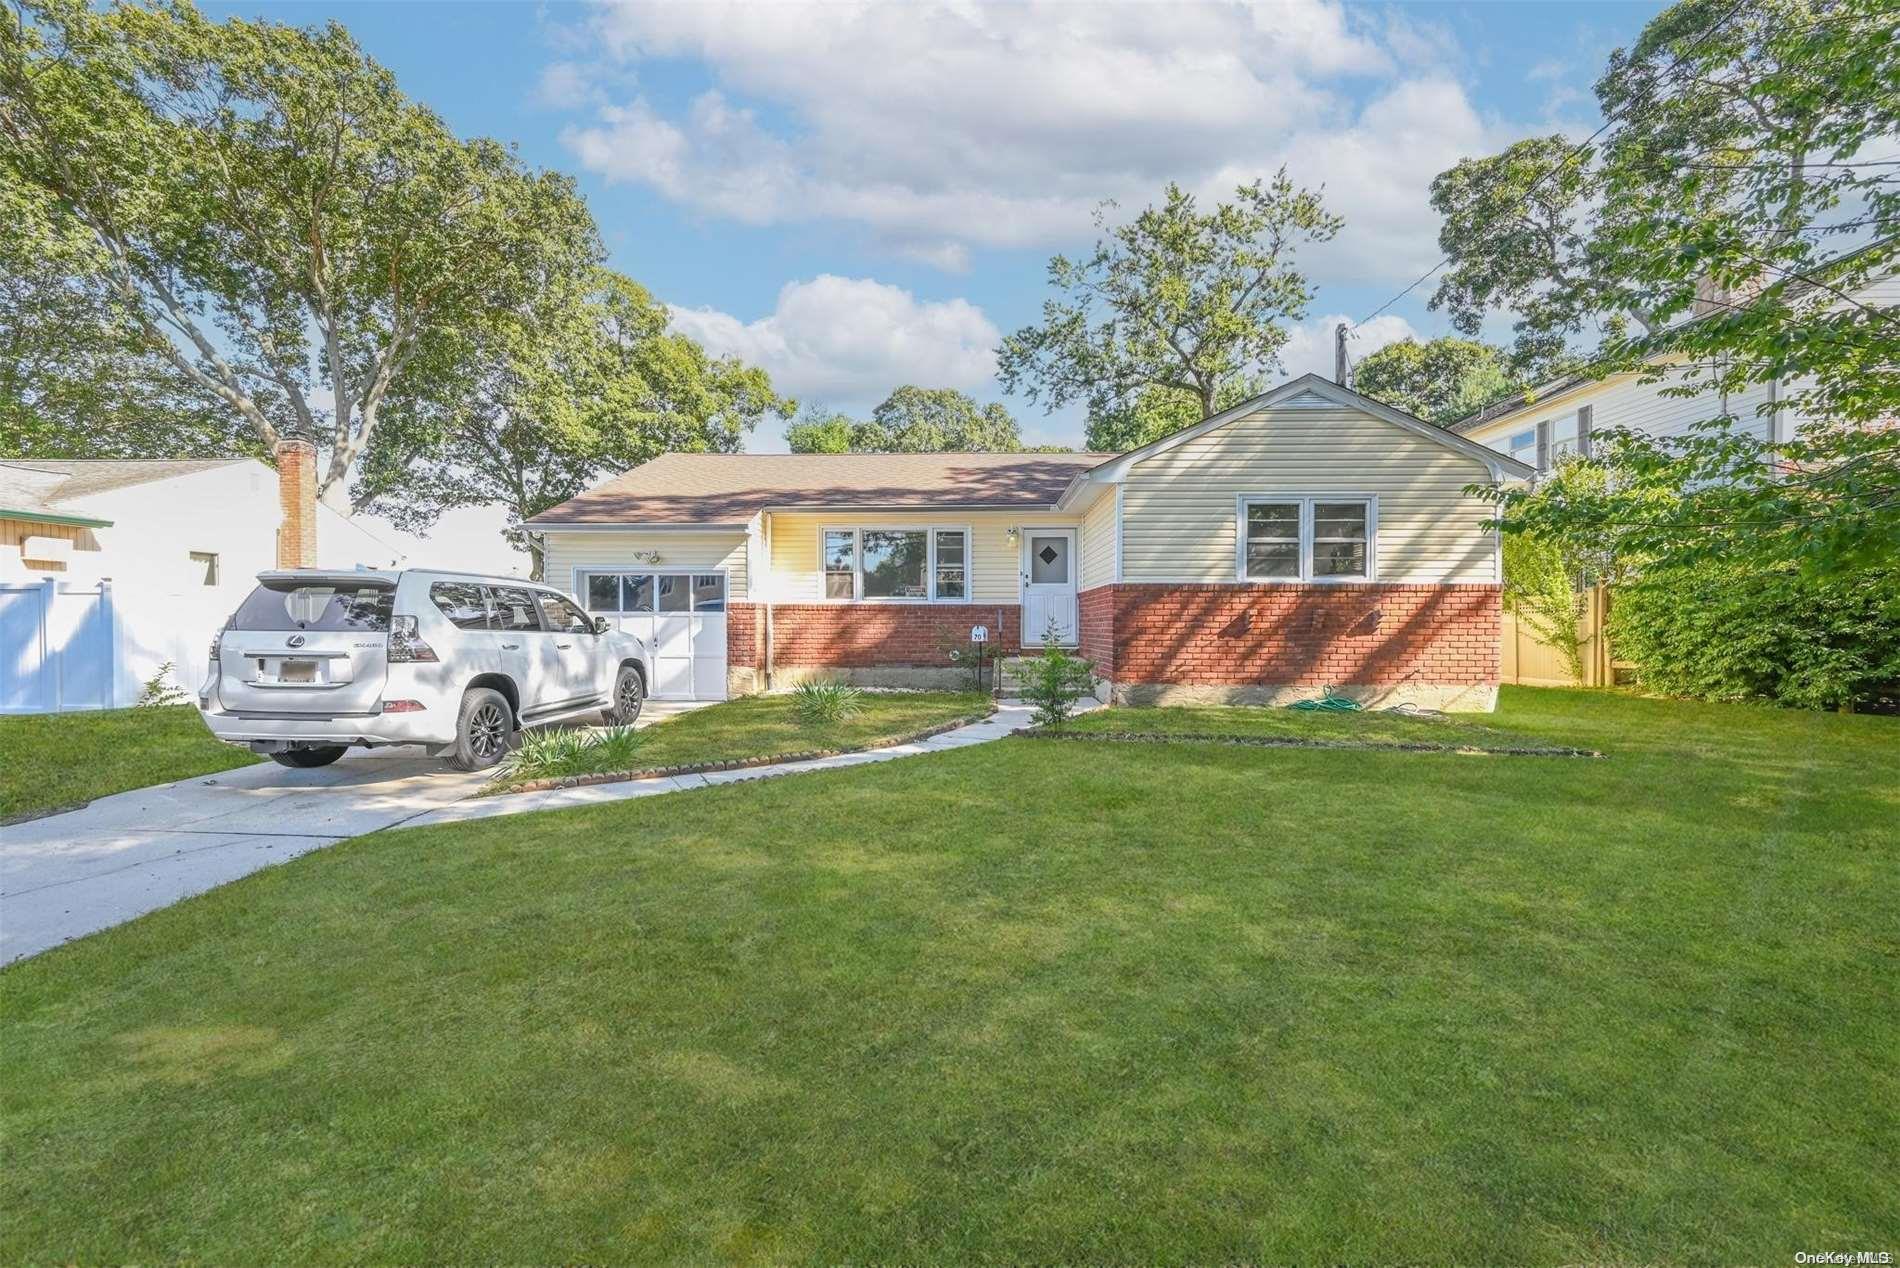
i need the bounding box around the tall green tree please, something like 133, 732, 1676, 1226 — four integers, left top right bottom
359, 270, 790, 578
1352, 337, 1522, 425
0, 182, 249, 457
998, 172, 1341, 425
0, 0, 601, 504
1461, 0, 1900, 708
1082, 376, 1267, 452
783, 406, 858, 454
1431, 0, 1897, 423
784, 387, 1021, 453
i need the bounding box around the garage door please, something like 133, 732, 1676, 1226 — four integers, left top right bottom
577, 570, 728, 700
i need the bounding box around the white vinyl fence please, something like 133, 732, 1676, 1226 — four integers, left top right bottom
1, 577, 234, 714
1, 579, 117, 713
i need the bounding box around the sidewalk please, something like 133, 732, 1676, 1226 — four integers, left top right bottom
401, 702, 1047, 828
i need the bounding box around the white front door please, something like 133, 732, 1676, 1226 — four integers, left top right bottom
1021, 529, 1078, 646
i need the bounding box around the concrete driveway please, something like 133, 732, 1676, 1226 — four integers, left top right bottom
1, 701, 712, 965
1, 748, 488, 965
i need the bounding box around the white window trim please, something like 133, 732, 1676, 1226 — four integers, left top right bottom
816, 525, 972, 604
1234, 494, 1379, 585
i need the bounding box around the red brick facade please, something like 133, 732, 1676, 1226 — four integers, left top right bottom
727, 602, 764, 668
767, 603, 1022, 668
1079, 583, 1500, 688
1077, 585, 1118, 679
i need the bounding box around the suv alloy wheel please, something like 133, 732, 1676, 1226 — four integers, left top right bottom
447, 687, 514, 771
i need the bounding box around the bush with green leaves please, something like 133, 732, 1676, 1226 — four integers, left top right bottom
1611, 562, 1900, 712
135, 662, 189, 708
500, 725, 645, 782
1021, 628, 1098, 729
790, 680, 864, 727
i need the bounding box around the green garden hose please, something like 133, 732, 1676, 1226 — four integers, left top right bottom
1290, 688, 1364, 713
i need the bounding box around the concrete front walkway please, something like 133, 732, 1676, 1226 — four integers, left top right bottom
401, 702, 1042, 829
1, 700, 1051, 965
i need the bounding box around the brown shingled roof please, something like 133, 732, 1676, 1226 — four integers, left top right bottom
526, 451, 1116, 526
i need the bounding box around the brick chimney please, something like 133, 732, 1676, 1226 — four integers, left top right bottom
274, 438, 317, 569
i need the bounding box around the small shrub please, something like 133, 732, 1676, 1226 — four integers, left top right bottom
1021, 624, 1097, 729
936, 628, 1001, 692
136, 662, 190, 708
791, 680, 864, 727
500, 724, 646, 782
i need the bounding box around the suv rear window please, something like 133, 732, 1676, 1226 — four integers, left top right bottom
229, 581, 395, 632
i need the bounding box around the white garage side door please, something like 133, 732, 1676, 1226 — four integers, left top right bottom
576, 569, 728, 701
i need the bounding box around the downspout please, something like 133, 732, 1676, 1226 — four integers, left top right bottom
762, 514, 775, 690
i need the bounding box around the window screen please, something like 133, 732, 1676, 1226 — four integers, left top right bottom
1311, 502, 1369, 578
934, 530, 966, 600
1243, 502, 1301, 579
824, 530, 856, 600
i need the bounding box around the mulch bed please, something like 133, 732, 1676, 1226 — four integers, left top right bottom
486, 706, 998, 796
1011, 728, 1605, 758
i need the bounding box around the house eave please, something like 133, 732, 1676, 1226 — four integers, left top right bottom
0, 506, 113, 529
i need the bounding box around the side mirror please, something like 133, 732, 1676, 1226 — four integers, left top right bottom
593, 616, 611, 635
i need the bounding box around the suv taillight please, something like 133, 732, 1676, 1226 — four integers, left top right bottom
386, 614, 439, 663
208, 629, 223, 662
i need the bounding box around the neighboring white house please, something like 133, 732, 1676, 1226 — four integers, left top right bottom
1453, 258, 1898, 469
1, 451, 405, 711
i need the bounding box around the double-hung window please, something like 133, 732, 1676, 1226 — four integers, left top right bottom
820, 527, 971, 601
1238, 496, 1375, 582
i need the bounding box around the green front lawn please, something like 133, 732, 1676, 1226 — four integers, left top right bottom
1063, 700, 1565, 749
3, 689, 1896, 1261
0, 705, 257, 821
490, 690, 991, 790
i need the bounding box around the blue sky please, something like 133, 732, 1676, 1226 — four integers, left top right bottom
208, 0, 1667, 453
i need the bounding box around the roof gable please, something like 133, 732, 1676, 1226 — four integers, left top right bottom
1062, 375, 1531, 502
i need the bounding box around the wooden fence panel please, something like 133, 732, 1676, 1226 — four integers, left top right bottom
1501, 585, 1617, 688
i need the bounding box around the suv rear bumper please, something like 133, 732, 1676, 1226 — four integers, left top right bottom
198, 705, 456, 749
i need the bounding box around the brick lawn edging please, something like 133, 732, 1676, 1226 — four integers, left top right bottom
1009, 728, 1604, 758
485, 705, 999, 796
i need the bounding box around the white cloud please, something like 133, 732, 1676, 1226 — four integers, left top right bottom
667, 275, 1002, 410
555, 0, 1514, 273
534, 61, 604, 110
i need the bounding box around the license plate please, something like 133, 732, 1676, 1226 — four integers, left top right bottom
278, 660, 318, 684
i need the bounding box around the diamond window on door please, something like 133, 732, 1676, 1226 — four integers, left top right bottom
1029, 536, 1069, 584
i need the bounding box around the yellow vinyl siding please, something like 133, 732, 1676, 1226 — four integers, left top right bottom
1079, 489, 1116, 590
541, 530, 749, 601
1119, 404, 1498, 584
764, 510, 1084, 603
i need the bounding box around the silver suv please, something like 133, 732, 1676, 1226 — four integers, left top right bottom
198, 569, 650, 770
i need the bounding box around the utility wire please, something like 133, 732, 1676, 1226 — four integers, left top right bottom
1349, 0, 1752, 332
